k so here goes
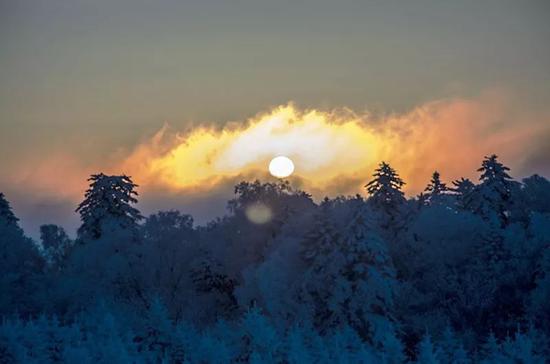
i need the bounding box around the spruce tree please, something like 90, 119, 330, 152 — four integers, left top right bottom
40, 224, 72, 271
452, 177, 476, 210
0, 192, 43, 316
299, 204, 347, 332
474, 155, 516, 226
365, 162, 406, 228
424, 171, 448, 205
0, 192, 19, 228
366, 162, 405, 208
76, 173, 143, 241
341, 208, 399, 345
416, 334, 441, 364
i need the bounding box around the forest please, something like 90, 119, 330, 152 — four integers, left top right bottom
0, 154, 549, 363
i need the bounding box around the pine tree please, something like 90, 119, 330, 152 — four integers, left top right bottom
474, 155, 516, 226
76, 173, 143, 241
40, 224, 72, 271
137, 297, 173, 359
301, 203, 342, 264
416, 333, 441, 364
452, 177, 476, 210
424, 171, 448, 205
0, 193, 43, 316
479, 331, 501, 363
299, 204, 400, 345
0, 192, 19, 228
299, 205, 347, 332
366, 162, 405, 209
521, 174, 550, 214
439, 326, 471, 364
365, 162, 405, 228
341, 208, 399, 344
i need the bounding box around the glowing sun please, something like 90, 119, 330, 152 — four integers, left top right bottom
269, 156, 295, 178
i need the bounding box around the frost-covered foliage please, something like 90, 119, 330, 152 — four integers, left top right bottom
76, 174, 143, 241
40, 225, 73, 271
1, 156, 550, 362
365, 162, 406, 228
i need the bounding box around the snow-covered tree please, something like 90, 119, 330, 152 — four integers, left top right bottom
365, 162, 405, 228
452, 177, 476, 210
142, 210, 194, 243
76, 173, 143, 241
300, 204, 342, 265
1, 155, 550, 362
340, 208, 399, 345
529, 232, 550, 327
137, 210, 198, 321
58, 174, 147, 314
416, 333, 441, 364
521, 174, 550, 214
366, 162, 405, 208
438, 326, 471, 364
298, 205, 347, 332
190, 254, 239, 322
0, 193, 43, 316
40, 224, 72, 271
423, 171, 449, 205
299, 204, 400, 348
472, 155, 516, 226
0, 192, 19, 228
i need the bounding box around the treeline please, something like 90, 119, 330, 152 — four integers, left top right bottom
0, 155, 549, 363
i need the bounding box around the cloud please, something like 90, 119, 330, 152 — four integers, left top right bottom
120, 90, 550, 198
2, 90, 549, 237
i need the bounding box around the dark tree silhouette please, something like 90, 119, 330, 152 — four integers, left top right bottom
365, 162, 406, 229
76, 173, 143, 240
365, 162, 405, 207
0, 156, 549, 362
40, 224, 72, 271
424, 171, 448, 204
0, 192, 19, 228
474, 155, 516, 226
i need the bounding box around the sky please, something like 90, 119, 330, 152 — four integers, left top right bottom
1, 0, 549, 237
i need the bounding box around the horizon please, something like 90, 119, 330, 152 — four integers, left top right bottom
2, 1, 550, 239
4, 149, 545, 240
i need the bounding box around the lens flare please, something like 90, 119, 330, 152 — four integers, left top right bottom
245, 202, 272, 224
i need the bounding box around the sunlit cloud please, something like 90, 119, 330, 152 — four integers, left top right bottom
120, 92, 549, 198
3, 90, 549, 228
121, 105, 382, 194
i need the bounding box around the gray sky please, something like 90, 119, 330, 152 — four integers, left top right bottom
1, 0, 549, 237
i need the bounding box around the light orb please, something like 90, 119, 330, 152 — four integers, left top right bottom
245, 202, 272, 224
269, 156, 295, 178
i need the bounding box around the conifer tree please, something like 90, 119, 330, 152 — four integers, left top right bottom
424, 171, 448, 205
365, 162, 406, 228
301, 203, 342, 264
40, 224, 72, 271
366, 162, 405, 208
76, 173, 143, 240
0, 192, 19, 228
299, 204, 347, 332
341, 208, 399, 343
416, 334, 441, 364
452, 177, 476, 210
474, 155, 516, 226
0, 192, 43, 316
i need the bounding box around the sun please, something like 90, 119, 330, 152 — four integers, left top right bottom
269, 156, 295, 178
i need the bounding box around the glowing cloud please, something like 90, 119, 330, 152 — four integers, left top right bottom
5, 91, 548, 212
120, 93, 549, 198
121, 105, 383, 194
